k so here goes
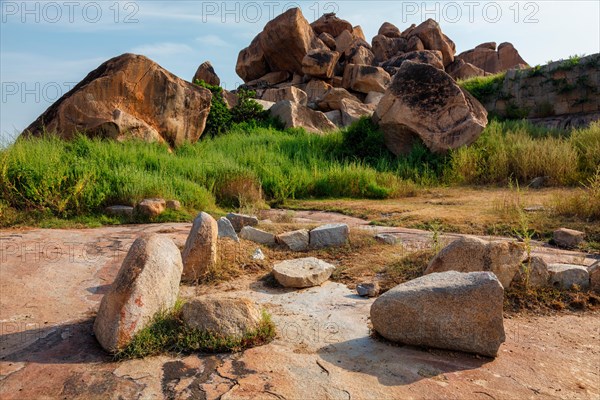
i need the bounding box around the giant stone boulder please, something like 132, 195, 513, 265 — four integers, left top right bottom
371, 271, 506, 357
93, 234, 183, 352
374, 61, 488, 155
23, 54, 212, 146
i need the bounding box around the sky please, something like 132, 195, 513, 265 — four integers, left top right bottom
1, 0, 599, 144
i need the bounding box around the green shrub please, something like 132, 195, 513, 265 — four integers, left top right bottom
115, 303, 276, 360
459, 72, 506, 103
196, 80, 233, 137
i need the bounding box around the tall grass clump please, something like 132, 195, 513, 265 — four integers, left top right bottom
449, 119, 583, 185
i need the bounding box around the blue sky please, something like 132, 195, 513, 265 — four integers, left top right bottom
1, 0, 599, 144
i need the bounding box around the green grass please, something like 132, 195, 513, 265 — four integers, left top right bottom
458, 72, 506, 103
1, 118, 599, 227
114, 302, 276, 360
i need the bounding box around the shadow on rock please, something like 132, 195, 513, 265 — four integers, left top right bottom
318, 335, 492, 386
0, 318, 109, 364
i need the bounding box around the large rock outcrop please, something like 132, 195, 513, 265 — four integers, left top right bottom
23, 54, 212, 146
374, 61, 488, 155
234, 10, 529, 134
371, 271, 505, 357
93, 234, 183, 352
236, 8, 325, 81
456, 42, 528, 74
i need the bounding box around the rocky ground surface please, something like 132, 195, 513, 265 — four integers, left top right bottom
1, 212, 599, 399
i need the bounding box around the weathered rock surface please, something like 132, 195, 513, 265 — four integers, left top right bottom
181, 296, 262, 338
512, 256, 549, 287
374, 61, 488, 155
425, 236, 524, 288
136, 198, 166, 218
371, 34, 407, 63
446, 59, 487, 80
302, 49, 341, 79
305, 79, 332, 103
375, 233, 399, 245
319, 32, 337, 49
404, 19, 455, 66
258, 8, 326, 76
192, 60, 220, 86
182, 212, 218, 282
553, 228, 585, 249
272, 257, 336, 288
245, 71, 290, 88
311, 13, 353, 38
339, 98, 375, 126
357, 282, 380, 297
378, 22, 402, 38
343, 64, 391, 93
217, 217, 239, 242
226, 213, 259, 232
23, 54, 212, 146
457, 42, 528, 74
105, 205, 134, 217
317, 87, 361, 111
236, 36, 270, 82
270, 100, 337, 133
547, 264, 590, 290
310, 223, 349, 248
371, 271, 506, 357
93, 234, 183, 352
382, 50, 444, 75
589, 261, 600, 292
240, 226, 276, 245
262, 86, 308, 106
277, 229, 310, 251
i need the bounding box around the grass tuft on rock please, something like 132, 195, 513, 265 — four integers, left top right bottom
114, 302, 276, 360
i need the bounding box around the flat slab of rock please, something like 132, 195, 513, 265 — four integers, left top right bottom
310, 224, 349, 248
240, 226, 276, 245
272, 257, 336, 288
375, 233, 399, 245
547, 264, 590, 290
181, 296, 262, 338
226, 213, 259, 232
217, 217, 239, 242
277, 229, 309, 251
371, 271, 506, 357
182, 212, 218, 282
553, 228, 585, 249
105, 205, 134, 217
93, 234, 183, 352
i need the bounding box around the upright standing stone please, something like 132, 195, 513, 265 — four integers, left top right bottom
93, 234, 183, 353
218, 217, 240, 242
182, 212, 218, 282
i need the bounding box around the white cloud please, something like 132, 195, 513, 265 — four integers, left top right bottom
195, 35, 230, 47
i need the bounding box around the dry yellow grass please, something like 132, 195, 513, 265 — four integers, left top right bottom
285, 186, 599, 241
